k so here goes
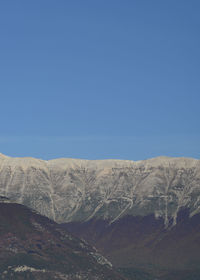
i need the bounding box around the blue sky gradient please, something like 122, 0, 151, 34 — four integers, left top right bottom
0, 0, 200, 160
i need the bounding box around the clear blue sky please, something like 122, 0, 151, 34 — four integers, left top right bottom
0, 0, 199, 160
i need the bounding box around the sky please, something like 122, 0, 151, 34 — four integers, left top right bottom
0, 0, 200, 160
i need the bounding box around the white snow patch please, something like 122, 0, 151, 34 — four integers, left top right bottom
13, 266, 46, 273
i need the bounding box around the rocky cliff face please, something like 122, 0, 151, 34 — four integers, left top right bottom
0, 153, 200, 226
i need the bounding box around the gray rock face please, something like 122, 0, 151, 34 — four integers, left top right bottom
0, 153, 200, 226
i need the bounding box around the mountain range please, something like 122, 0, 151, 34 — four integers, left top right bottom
0, 153, 200, 279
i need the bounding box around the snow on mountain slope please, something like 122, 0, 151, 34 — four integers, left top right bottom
0, 154, 200, 226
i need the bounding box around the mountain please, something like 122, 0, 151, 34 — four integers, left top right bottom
0, 196, 125, 279
63, 209, 200, 280
1, 153, 200, 279
0, 154, 200, 225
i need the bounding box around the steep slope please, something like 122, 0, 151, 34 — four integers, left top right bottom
63, 209, 200, 280
0, 197, 125, 280
0, 154, 200, 226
